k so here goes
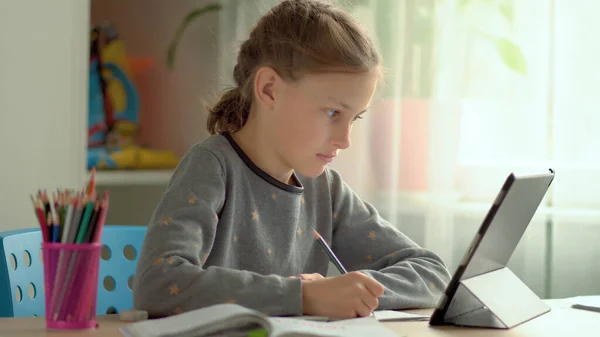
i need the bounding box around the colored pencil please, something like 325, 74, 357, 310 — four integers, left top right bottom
61, 194, 75, 243
30, 184, 106, 245
54, 200, 85, 321
75, 193, 107, 321
29, 169, 107, 322
75, 194, 96, 243
57, 190, 67, 239
87, 167, 96, 197
46, 213, 54, 244
92, 191, 109, 243
41, 190, 50, 216
312, 229, 347, 274
68, 194, 85, 243
56, 170, 100, 320
32, 195, 49, 242
49, 193, 60, 243
82, 201, 100, 244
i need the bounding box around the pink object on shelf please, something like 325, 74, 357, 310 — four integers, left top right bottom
42, 243, 101, 330
128, 56, 156, 78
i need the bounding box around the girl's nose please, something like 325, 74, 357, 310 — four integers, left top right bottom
332, 124, 351, 150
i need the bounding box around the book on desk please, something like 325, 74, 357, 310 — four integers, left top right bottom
118, 303, 429, 337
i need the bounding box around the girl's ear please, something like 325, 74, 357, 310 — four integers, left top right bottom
253, 66, 281, 110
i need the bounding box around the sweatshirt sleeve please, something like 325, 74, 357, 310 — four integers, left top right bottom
327, 169, 452, 310
132, 145, 302, 317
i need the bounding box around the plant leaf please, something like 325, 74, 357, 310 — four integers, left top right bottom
498, 0, 515, 23
167, 4, 222, 69
494, 38, 527, 75
458, 0, 474, 9
457, 0, 494, 10
474, 31, 527, 75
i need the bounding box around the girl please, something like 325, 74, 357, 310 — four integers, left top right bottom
133, 0, 451, 319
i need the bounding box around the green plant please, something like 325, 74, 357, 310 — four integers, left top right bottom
166, 3, 222, 69
371, 0, 526, 99
458, 0, 527, 75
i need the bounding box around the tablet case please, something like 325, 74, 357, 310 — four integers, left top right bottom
429, 170, 555, 329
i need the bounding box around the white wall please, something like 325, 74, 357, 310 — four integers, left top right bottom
0, 0, 89, 230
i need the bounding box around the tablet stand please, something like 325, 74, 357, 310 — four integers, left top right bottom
442, 267, 550, 329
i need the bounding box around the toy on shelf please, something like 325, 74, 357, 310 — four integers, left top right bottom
87, 23, 179, 171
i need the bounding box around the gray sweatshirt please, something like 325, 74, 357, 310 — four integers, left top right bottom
132, 133, 451, 318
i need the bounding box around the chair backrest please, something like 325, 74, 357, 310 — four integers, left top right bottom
97, 225, 146, 314
0, 228, 44, 317
0, 225, 147, 317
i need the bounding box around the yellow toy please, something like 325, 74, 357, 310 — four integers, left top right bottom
87, 23, 179, 170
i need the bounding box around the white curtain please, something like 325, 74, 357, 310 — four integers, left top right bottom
217, 0, 600, 299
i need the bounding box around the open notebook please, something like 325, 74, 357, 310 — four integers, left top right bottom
119, 304, 400, 337
296, 310, 429, 323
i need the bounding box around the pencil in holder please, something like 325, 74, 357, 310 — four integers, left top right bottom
42, 242, 102, 330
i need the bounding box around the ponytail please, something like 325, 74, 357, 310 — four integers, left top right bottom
206, 86, 251, 134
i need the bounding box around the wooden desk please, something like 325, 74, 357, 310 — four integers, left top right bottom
0, 300, 598, 336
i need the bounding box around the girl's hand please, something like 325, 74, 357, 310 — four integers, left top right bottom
288, 273, 325, 281
297, 273, 325, 281
301, 271, 385, 319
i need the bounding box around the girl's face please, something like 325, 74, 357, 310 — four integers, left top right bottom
267, 69, 378, 178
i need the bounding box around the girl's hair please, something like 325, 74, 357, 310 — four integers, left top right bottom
207, 0, 381, 134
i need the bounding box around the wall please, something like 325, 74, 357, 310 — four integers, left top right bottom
0, 0, 89, 231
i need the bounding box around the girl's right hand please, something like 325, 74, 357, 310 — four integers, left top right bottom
301, 271, 385, 319
297, 273, 325, 281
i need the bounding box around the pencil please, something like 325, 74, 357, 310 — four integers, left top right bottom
49, 192, 59, 243
54, 193, 89, 321
57, 190, 67, 239
75, 194, 96, 243
68, 194, 85, 243
92, 191, 109, 243
312, 229, 347, 274
32, 195, 49, 242
72, 169, 96, 243
41, 192, 52, 242
61, 194, 75, 243
41, 190, 50, 220
87, 167, 96, 197
82, 201, 100, 243
75, 201, 102, 321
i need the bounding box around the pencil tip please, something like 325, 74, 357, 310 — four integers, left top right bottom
312, 228, 320, 239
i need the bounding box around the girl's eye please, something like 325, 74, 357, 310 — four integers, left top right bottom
327, 109, 339, 118
352, 114, 364, 122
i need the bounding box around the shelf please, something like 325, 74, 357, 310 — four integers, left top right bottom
93, 170, 173, 186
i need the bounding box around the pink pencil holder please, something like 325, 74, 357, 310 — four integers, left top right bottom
42, 242, 101, 330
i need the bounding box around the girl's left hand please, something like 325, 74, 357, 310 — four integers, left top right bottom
290, 273, 325, 281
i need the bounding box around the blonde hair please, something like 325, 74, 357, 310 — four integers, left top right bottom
207, 0, 381, 134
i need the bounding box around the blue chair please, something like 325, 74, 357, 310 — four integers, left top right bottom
0, 225, 147, 317
97, 225, 146, 314
0, 228, 44, 317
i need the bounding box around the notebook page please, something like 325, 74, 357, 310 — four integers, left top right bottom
119, 304, 270, 337
269, 316, 398, 337
373, 310, 430, 321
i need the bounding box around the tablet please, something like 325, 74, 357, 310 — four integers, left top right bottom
429, 169, 555, 329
